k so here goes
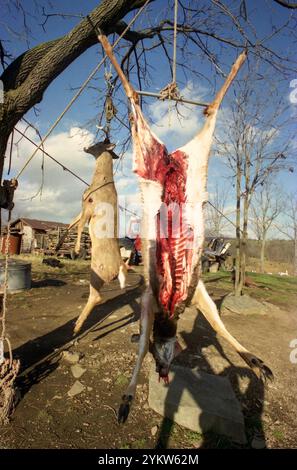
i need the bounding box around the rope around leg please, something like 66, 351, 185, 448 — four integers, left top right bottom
0, 207, 20, 424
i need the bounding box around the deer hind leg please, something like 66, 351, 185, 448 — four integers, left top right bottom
191, 280, 273, 381
118, 287, 155, 423
74, 210, 90, 254
74, 284, 102, 335
204, 51, 247, 117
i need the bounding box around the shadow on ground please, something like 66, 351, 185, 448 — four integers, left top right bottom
156, 309, 266, 449
14, 278, 143, 400
31, 279, 67, 288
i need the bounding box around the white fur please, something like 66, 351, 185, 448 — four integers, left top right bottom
118, 264, 126, 289
178, 111, 218, 274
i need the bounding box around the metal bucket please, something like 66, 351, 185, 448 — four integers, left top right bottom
0, 259, 31, 292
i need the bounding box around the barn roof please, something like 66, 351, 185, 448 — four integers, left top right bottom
11, 218, 68, 231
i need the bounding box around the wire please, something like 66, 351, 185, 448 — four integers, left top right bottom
13, 126, 140, 219
14, 127, 89, 186
15, 126, 239, 227
172, 0, 178, 84
7, 129, 14, 175
207, 200, 243, 234
15, 0, 151, 181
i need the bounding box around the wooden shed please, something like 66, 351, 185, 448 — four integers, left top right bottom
1, 217, 91, 258
7, 218, 68, 254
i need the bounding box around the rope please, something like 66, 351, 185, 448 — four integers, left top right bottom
159, 0, 180, 126
15, 0, 151, 181
0, 206, 20, 425
172, 0, 178, 84
1, 210, 12, 362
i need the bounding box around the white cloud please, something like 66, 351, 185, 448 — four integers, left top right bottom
6, 125, 97, 222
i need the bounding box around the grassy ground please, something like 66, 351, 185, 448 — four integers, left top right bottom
204, 269, 297, 310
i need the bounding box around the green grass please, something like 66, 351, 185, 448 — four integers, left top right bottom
183, 430, 202, 444
131, 438, 147, 449
203, 270, 297, 310
272, 429, 285, 441
114, 374, 129, 387
3, 254, 90, 277
119, 443, 131, 449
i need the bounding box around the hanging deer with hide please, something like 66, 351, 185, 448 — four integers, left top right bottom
61, 141, 127, 334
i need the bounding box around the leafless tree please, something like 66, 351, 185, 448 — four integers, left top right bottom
250, 180, 284, 273
275, 191, 297, 275
216, 74, 295, 295
205, 182, 231, 236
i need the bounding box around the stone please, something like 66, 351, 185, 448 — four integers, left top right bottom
67, 380, 85, 397
151, 425, 158, 437
70, 364, 86, 379
220, 294, 269, 316
62, 351, 80, 364
148, 364, 246, 444
251, 435, 266, 449
209, 262, 219, 273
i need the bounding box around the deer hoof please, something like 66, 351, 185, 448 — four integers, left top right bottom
118, 394, 133, 424
239, 352, 273, 382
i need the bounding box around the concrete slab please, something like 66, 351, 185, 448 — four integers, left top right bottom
148, 364, 247, 444
221, 294, 269, 316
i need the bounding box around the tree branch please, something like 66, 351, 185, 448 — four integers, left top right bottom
272, 0, 297, 9
1, 0, 155, 123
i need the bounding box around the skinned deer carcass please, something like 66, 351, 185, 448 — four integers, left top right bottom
68, 141, 127, 334
99, 34, 273, 423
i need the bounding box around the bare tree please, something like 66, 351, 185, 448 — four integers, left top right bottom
250, 180, 284, 273
275, 192, 297, 275
1, 0, 297, 186
205, 182, 231, 236
216, 74, 294, 295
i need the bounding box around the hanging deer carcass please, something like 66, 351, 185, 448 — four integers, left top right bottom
99, 34, 273, 423
66, 141, 127, 334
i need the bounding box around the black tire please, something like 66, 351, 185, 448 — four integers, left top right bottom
202, 259, 210, 274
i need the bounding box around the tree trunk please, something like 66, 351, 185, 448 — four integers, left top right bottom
294, 227, 297, 276
234, 158, 242, 296
239, 193, 249, 292
260, 236, 266, 273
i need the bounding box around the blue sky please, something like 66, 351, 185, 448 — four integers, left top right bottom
1, 0, 296, 237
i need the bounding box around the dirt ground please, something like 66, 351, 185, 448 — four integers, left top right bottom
0, 257, 297, 449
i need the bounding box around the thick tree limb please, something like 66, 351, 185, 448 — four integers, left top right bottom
0, 0, 155, 186
272, 0, 297, 8
1, 1, 154, 124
